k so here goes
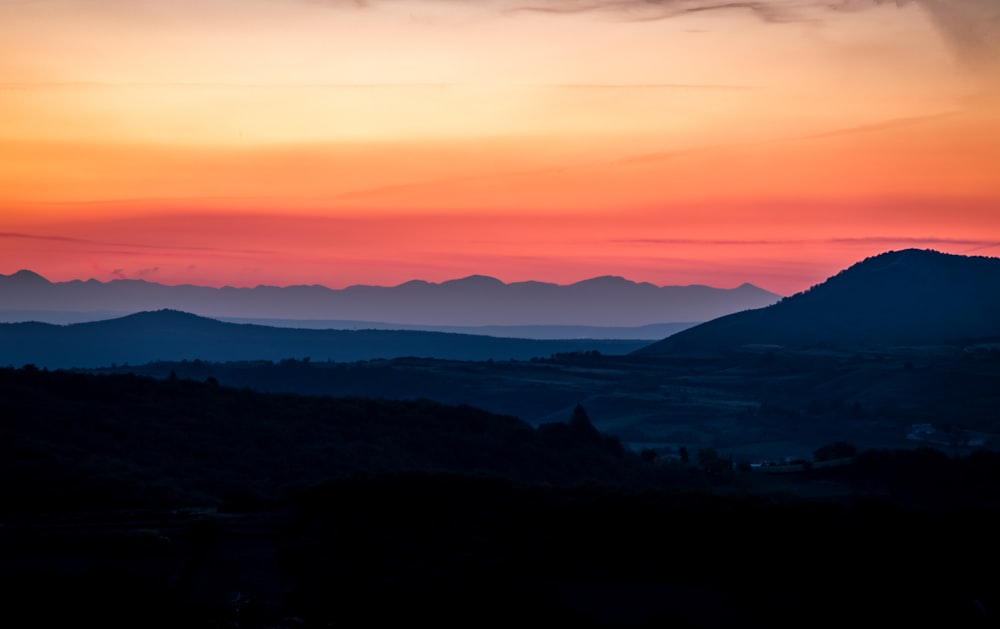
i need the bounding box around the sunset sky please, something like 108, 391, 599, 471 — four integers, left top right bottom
2, 0, 998, 294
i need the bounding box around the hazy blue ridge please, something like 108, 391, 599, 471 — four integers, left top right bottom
0, 270, 780, 327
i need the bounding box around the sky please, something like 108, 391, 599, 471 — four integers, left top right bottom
1, 0, 998, 295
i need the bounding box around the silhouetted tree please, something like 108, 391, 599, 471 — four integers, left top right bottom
570, 404, 600, 440
565, 404, 624, 457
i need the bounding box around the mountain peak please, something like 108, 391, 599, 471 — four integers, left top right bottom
848, 248, 963, 272
570, 276, 635, 288
441, 275, 505, 287
814, 248, 990, 293
3, 269, 50, 284
394, 279, 432, 288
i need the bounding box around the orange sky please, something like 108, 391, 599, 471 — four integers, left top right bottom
2, 0, 999, 294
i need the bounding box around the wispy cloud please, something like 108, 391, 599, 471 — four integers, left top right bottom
495, 0, 813, 23
0, 81, 758, 92
105, 266, 158, 279
306, 0, 1000, 68
615, 237, 804, 245
548, 83, 760, 90
0, 231, 274, 256
7, 0, 996, 71
0, 81, 456, 90
509, 0, 1000, 66
614, 236, 1000, 251
0, 232, 92, 244
611, 109, 962, 167
831, 237, 1000, 253
915, 0, 1000, 69
798, 112, 961, 141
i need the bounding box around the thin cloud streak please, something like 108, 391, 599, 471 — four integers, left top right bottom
798, 112, 963, 141
549, 83, 761, 90
0, 231, 275, 257
0, 82, 759, 92
614, 236, 1000, 248
0, 82, 456, 90
0, 232, 93, 244
504, 0, 804, 23
610, 109, 968, 168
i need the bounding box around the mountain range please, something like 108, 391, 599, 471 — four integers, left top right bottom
4, 249, 1000, 368
639, 249, 1000, 353
0, 271, 780, 329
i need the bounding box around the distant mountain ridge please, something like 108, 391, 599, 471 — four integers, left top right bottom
216, 319, 698, 341
0, 309, 650, 369
0, 271, 780, 328
639, 249, 1000, 353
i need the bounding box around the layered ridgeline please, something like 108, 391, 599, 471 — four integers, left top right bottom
0, 310, 650, 369
639, 249, 1000, 353
0, 271, 779, 330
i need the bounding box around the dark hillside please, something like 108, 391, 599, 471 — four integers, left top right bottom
639, 249, 1000, 353
0, 366, 647, 512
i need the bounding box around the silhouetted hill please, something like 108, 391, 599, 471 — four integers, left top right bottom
214, 319, 698, 340
0, 365, 644, 511
638, 249, 1000, 353
6, 269, 49, 285
0, 270, 780, 328
0, 310, 647, 368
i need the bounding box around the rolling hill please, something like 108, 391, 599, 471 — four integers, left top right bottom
638, 249, 1000, 353
0, 309, 648, 369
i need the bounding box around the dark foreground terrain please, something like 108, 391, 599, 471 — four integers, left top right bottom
4, 476, 1000, 629
93, 342, 1000, 460
3, 367, 1000, 627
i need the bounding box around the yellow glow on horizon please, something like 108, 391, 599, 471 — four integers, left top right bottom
2, 0, 998, 292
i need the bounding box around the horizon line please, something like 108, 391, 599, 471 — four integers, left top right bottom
0, 268, 776, 293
